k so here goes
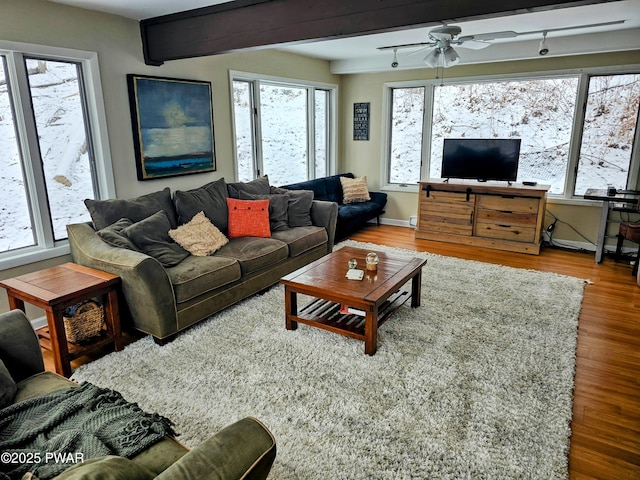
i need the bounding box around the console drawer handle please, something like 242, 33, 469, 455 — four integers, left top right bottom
498, 224, 512, 228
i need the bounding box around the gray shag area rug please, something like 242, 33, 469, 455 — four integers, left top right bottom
71, 241, 585, 479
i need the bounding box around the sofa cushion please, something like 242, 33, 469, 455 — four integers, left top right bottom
173, 178, 229, 233
227, 176, 271, 198
166, 255, 241, 303
271, 226, 328, 258
15, 372, 75, 403
55, 455, 156, 480
0, 359, 16, 408
239, 191, 290, 232
169, 212, 229, 257
85, 188, 177, 231
216, 237, 288, 275
54, 456, 155, 480
96, 218, 139, 251
340, 175, 371, 203
227, 198, 271, 238
280, 173, 353, 203
123, 211, 189, 267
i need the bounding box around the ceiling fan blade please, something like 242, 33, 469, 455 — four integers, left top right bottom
456, 39, 492, 50
377, 41, 433, 51
407, 45, 435, 57
462, 30, 519, 42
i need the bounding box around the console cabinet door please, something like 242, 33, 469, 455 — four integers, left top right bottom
418, 191, 475, 236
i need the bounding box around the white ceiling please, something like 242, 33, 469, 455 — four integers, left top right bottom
49, 0, 640, 74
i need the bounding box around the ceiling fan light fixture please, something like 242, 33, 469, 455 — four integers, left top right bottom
442, 46, 460, 67
423, 48, 440, 68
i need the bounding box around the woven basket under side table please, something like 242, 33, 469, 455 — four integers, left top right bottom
63, 300, 105, 343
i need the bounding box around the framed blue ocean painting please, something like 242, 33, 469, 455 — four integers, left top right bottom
127, 74, 216, 180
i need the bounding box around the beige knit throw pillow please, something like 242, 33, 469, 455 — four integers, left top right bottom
340, 176, 371, 204
169, 211, 229, 256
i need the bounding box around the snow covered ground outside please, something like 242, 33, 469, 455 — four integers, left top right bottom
1, 61, 638, 253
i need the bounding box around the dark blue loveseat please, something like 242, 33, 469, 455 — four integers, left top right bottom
281, 173, 387, 240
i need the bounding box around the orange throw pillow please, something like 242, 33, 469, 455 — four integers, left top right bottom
226, 198, 271, 238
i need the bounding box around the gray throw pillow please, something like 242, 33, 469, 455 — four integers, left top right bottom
173, 177, 229, 233
0, 359, 17, 408
238, 191, 290, 232
227, 176, 270, 198
123, 211, 189, 267
85, 188, 178, 231
96, 218, 139, 251
271, 187, 314, 227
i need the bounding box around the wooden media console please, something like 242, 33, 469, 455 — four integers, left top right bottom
416, 179, 550, 255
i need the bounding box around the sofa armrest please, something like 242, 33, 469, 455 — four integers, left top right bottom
66, 223, 178, 340
310, 200, 338, 253
0, 309, 45, 383
155, 417, 276, 480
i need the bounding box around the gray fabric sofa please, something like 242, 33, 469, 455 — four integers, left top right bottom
0, 309, 276, 480
67, 176, 338, 344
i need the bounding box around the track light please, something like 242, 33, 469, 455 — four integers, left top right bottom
538, 31, 549, 56
391, 48, 398, 68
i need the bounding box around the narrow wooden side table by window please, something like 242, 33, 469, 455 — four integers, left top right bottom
0, 262, 123, 377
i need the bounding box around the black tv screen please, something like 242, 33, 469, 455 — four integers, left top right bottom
441, 138, 521, 182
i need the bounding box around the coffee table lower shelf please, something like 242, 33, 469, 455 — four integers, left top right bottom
292, 289, 411, 342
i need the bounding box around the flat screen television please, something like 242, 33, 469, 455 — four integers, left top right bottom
441, 138, 521, 182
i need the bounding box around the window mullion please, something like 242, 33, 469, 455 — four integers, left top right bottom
307, 88, 315, 180
566, 73, 590, 198
253, 80, 264, 178
422, 85, 434, 180
8, 52, 55, 247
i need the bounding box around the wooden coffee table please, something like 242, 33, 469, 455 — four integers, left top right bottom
281, 246, 426, 355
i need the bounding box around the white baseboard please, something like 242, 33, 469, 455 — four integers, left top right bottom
31, 316, 47, 330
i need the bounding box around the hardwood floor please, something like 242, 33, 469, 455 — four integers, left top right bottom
348, 224, 640, 480
44, 224, 639, 479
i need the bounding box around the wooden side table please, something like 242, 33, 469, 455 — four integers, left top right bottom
0, 263, 123, 377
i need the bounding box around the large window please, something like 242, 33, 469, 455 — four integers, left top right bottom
0, 46, 112, 267
385, 71, 640, 197
231, 73, 336, 186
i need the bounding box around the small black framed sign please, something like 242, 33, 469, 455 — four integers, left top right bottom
353, 102, 370, 141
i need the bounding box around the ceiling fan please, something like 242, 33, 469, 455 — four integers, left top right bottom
379, 20, 625, 68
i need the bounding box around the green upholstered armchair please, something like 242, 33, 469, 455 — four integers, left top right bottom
0, 309, 276, 480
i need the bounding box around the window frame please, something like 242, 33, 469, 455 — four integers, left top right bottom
0, 41, 114, 270
229, 70, 338, 183
381, 65, 640, 203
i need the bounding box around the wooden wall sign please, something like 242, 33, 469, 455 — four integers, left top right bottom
353, 102, 370, 141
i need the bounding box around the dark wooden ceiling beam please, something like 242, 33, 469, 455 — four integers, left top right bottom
140, 0, 613, 65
